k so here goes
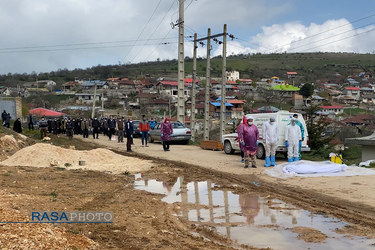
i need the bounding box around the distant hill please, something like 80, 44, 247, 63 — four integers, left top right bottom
1, 52, 374, 87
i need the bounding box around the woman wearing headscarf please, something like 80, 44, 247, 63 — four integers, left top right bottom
237, 116, 246, 163
238, 115, 259, 168
161, 117, 173, 151
13, 118, 22, 133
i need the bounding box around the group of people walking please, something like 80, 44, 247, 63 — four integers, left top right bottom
35, 114, 174, 153
238, 113, 304, 169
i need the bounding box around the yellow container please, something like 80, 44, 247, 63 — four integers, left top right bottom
330, 155, 343, 164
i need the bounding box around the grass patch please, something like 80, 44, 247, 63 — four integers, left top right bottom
23, 129, 41, 140
50, 191, 58, 202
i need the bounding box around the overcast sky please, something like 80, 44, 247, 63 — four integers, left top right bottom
0, 0, 374, 74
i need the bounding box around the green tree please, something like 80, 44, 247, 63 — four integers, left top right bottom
306, 105, 335, 150
299, 83, 314, 98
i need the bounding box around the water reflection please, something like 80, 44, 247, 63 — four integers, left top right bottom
134, 174, 375, 250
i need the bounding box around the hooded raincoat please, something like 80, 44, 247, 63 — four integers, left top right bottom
161, 117, 173, 142
239, 119, 259, 155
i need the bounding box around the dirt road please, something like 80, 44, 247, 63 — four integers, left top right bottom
83, 136, 375, 228
1, 130, 375, 249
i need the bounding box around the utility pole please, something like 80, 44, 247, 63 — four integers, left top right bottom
220, 24, 227, 140
191, 33, 197, 141
177, 0, 185, 124
203, 28, 211, 140
91, 83, 97, 119
196, 28, 227, 141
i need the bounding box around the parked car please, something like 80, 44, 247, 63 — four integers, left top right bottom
132, 120, 141, 137
148, 121, 191, 144
221, 111, 310, 159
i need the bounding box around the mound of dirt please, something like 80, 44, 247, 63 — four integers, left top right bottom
1, 143, 154, 174
0, 134, 28, 161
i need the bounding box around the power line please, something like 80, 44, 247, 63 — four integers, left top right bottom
233, 13, 375, 54
288, 21, 375, 52
0, 41, 178, 54
143, 28, 175, 62
129, 0, 176, 63
0, 37, 179, 51
123, 0, 163, 63
299, 27, 375, 52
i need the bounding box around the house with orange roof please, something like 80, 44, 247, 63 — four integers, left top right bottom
287, 71, 298, 79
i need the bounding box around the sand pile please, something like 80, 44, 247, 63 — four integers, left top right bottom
1, 143, 154, 174
0, 134, 28, 161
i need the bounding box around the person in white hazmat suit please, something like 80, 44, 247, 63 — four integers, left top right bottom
262, 117, 278, 167
285, 118, 302, 162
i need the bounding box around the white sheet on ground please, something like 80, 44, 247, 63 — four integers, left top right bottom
265, 160, 375, 178
359, 159, 375, 167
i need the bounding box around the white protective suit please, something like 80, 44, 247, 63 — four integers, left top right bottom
262, 121, 278, 157
285, 123, 302, 159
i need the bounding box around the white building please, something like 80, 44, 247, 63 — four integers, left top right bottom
226, 71, 239, 81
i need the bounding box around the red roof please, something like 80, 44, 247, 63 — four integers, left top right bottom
287, 72, 297, 75
158, 81, 189, 87
227, 100, 245, 104
238, 79, 252, 82
29, 108, 66, 117
184, 78, 198, 83
321, 106, 343, 109
226, 81, 238, 84
345, 87, 360, 90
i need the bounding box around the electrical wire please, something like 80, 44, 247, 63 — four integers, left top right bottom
129, 0, 176, 63
288, 21, 375, 52
123, 0, 163, 63
299, 27, 375, 52
0, 37, 179, 52
0, 41, 178, 54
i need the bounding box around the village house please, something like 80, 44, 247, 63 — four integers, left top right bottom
238, 79, 252, 84
226, 71, 240, 81
81, 80, 108, 90
343, 87, 360, 100
209, 101, 233, 118
75, 93, 102, 104
286, 71, 298, 79
362, 94, 375, 104
156, 80, 190, 100
320, 105, 344, 115
118, 79, 138, 94
186, 103, 205, 117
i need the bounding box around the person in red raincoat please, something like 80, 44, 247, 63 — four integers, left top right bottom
161, 117, 173, 151
238, 115, 259, 168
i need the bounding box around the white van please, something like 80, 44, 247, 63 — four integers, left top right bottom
221, 111, 310, 158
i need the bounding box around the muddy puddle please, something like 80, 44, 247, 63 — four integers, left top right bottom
134, 173, 375, 249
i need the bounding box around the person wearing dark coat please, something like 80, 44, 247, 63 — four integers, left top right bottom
1, 110, 7, 125
92, 117, 100, 139
13, 118, 22, 133
4, 113, 11, 128
125, 117, 134, 152
107, 116, 116, 140
47, 118, 52, 133
28, 114, 34, 130
52, 118, 58, 135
